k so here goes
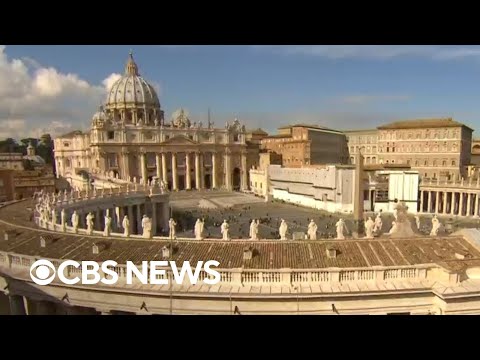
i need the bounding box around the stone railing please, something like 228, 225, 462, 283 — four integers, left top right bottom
0, 251, 455, 291
420, 177, 480, 190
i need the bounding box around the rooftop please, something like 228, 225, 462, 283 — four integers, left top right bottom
2, 200, 480, 272
377, 118, 472, 131
277, 123, 342, 133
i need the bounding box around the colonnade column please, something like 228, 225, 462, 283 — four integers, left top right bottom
212, 152, 217, 189
459, 193, 465, 216
161, 153, 168, 185
475, 193, 480, 217
451, 192, 456, 215
427, 191, 432, 213
467, 193, 472, 217
195, 152, 201, 190
185, 153, 191, 190
171, 153, 178, 191
155, 154, 162, 180
435, 192, 440, 214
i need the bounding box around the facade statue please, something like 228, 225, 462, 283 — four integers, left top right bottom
221, 220, 230, 240
104, 211, 112, 237
71, 210, 79, 233
388, 202, 415, 238
373, 213, 383, 233
86, 212, 95, 235
168, 218, 177, 239
122, 215, 130, 237
335, 219, 347, 240
142, 215, 152, 239
279, 219, 288, 240
249, 219, 259, 240
307, 219, 318, 240
365, 217, 375, 239
194, 218, 204, 240
430, 215, 443, 236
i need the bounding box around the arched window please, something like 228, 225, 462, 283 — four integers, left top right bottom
452, 160, 456, 166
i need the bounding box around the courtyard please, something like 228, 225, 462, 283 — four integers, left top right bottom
167, 191, 480, 239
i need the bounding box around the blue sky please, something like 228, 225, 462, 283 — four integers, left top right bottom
2, 45, 480, 139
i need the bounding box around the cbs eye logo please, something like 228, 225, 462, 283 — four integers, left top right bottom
30, 260, 56, 285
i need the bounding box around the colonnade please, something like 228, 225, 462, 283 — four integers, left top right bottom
119, 149, 248, 191
419, 178, 480, 217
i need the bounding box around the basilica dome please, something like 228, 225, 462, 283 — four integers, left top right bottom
105, 52, 161, 110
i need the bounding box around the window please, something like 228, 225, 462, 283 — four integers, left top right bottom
424, 160, 428, 166
442, 160, 446, 166
386, 147, 390, 153
233, 134, 240, 142
260, 183, 262, 189
407, 160, 411, 165
66, 159, 71, 167
107, 131, 115, 140
165, 135, 170, 141
63, 142, 70, 147
415, 160, 419, 166
452, 160, 456, 166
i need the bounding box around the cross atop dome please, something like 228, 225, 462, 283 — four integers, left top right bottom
125, 50, 139, 76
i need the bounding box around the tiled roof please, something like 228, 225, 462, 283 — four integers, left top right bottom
1, 200, 480, 271
377, 118, 472, 130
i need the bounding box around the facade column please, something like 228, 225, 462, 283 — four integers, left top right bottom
225, 149, 232, 191
136, 204, 142, 234
200, 153, 205, 189
467, 193, 472, 217
212, 152, 217, 189
95, 209, 102, 231
451, 192, 456, 215
241, 151, 248, 191
195, 152, 201, 190
435, 191, 440, 214
443, 191, 447, 215
152, 201, 157, 236
140, 152, 147, 185
185, 153, 191, 190
121, 148, 130, 181
128, 205, 135, 234
427, 191, 432, 213
419, 190, 424, 213
155, 154, 162, 180
161, 153, 168, 185
9, 295, 26, 315
171, 153, 178, 191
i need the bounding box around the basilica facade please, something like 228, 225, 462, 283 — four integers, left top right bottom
54, 53, 249, 191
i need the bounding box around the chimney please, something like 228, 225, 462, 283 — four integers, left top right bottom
162, 246, 170, 259
326, 247, 337, 259
243, 247, 253, 261
40, 237, 46, 248
92, 243, 99, 254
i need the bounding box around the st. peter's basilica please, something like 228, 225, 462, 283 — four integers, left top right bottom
54, 52, 251, 191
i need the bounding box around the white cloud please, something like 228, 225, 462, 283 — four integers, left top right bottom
102, 73, 122, 91
253, 45, 480, 61
0, 46, 132, 140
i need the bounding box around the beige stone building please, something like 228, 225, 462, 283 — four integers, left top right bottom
54, 52, 251, 192
344, 129, 378, 165
377, 118, 473, 180
345, 118, 473, 181
261, 124, 349, 167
